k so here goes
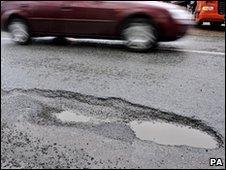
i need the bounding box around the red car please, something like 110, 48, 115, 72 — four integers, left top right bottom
1, 1, 192, 51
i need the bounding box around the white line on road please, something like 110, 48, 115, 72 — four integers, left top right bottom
161, 48, 225, 56
1, 37, 225, 56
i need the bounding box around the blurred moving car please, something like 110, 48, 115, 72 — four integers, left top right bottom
170, 1, 189, 8
194, 0, 225, 27
171, 1, 197, 13
1, 1, 192, 51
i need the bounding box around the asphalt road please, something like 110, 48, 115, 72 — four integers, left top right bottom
1, 26, 225, 169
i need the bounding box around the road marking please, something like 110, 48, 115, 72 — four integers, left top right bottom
1, 37, 225, 56
161, 48, 225, 56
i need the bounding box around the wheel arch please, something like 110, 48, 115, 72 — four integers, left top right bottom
6, 13, 30, 32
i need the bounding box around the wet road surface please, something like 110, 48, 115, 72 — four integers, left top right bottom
1, 26, 225, 169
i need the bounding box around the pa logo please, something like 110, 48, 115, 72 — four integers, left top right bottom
209, 158, 223, 166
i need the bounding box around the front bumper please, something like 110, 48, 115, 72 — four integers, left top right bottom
156, 18, 191, 42
196, 12, 225, 23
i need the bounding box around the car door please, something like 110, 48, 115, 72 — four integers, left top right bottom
62, 1, 119, 37
28, 1, 65, 34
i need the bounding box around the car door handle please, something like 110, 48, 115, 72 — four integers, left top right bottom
60, 6, 72, 11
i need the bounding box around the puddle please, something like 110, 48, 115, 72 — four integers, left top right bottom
129, 121, 218, 149
56, 110, 112, 124
57, 111, 219, 149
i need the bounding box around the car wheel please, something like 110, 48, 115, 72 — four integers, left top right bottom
122, 18, 158, 52
210, 22, 222, 28
8, 19, 31, 45
196, 21, 203, 27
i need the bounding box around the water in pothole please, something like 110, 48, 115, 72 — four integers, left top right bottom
56, 110, 112, 124
56, 110, 218, 149
129, 121, 218, 149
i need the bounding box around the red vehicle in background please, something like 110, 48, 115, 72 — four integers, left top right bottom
194, 0, 225, 27
1, 1, 192, 51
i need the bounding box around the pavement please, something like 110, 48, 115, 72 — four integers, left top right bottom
1, 26, 225, 169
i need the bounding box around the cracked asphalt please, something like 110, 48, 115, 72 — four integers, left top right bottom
1, 26, 225, 169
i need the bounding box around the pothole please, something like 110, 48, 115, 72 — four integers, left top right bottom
2, 88, 223, 149
129, 120, 218, 149
56, 110, 113, 124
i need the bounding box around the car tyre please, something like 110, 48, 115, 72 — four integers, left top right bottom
8, 18, 31, 45
210, 22, 222, 28
196, 21, 203, 27
122, 18, 158, 52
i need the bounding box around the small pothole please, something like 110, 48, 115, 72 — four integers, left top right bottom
56, 110, 113, 124
129, 120, 218, 149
